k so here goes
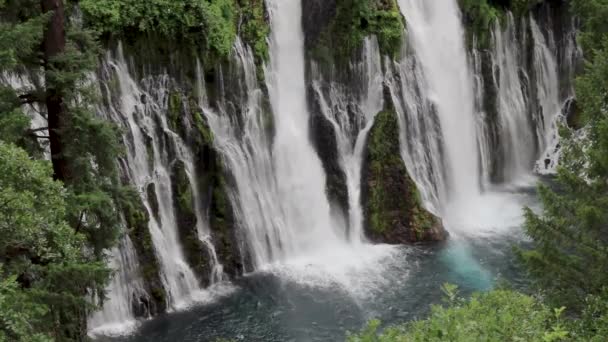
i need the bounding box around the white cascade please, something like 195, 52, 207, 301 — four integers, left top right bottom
94, 45, 221, 315
490, 14, 538, 182
311, 36, 384, 243
264, 0, 346, 257
198, 38, 285, 268
87, 237, 144, 336
530, 18, 564, 174
396, 0, 481, 213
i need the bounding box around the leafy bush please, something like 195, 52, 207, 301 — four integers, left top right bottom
347, 285, 569, 342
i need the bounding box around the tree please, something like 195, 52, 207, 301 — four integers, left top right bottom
1, 0, 129, 339
0, 142, 111, 340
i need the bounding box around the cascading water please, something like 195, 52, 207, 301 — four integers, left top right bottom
310, 36, 384, 243
198, 38, 285, 268
530, 18, 565, 174
489, 14, 538, 182
397, 0, 481, 210
89, 45, 233, 334
392, 0, 575, 235
104, 48, 201, 307
263, 0, 345, 257
88, 237, 144, 336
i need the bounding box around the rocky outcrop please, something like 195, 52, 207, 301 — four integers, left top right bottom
302, 0, 337, 50
361, 106, 447, 244
122, 192, 167, 317
308, 84, 350, 221
170, 160, 212, 287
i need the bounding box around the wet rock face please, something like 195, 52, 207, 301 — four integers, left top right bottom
170, 160, 212, 287
302, 0, 337, 49
361, 108, 447, 244
123, 194, 167, 317
307, 84, 350, 220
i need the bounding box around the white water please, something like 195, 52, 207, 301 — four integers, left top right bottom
311, 36, 384, 243
264, 0, 346, 255
89, 45, 229, 334
88, 237, 143, 336
397, 0, 481, 209
393, 0, 574, 235
106, 48, 201, 308
490, 14, 538, 181
199, 38, 284, 268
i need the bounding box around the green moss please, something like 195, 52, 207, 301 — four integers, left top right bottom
174, 164, 195, 217
366, 109, 408, 235
193, 111, 215, 147
168, 91, 183, 132
121, 189, 167, 313
364, 109, 443, 242
237, 0, 270, 64
459, 0, 501, 49
312, 0, 405, 62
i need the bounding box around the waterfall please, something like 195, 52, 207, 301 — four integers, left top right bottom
310, 36, 384, 243
89, 44, 232, 333
88, 237, 144, 336
264, 0, 346, 256
198, 38, 284, 268
396, 0, 481, 209
105, 48, 201, 307
390, 0, 577, 234
530, 18, 564, 174
386, 43, 447, 213
488, 14, 538, 182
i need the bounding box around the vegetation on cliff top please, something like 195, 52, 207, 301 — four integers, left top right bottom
313, 0, 405, 62
80, 0, 269, 63
459, 0, 545, 48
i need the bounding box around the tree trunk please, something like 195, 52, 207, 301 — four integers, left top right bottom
41, 0, 70, 181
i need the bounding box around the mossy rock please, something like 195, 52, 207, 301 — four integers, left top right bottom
170, 160, 212, 287
361, 108, 447, 243
122, 190, 167, 316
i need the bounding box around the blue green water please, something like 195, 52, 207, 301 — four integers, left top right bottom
101, 231, 529, 342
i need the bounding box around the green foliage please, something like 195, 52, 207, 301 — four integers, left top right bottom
459, 0, 500, 48
458, 0, 544, 48
0, 275, 52, 342
0, 143, 111, 340
0, 0, 142, 338
571, 0, 608, 55
237, 0, 269, 63
80, 0, 238, 58
347, 287, 568, 342
314, 0, 404, 62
